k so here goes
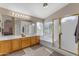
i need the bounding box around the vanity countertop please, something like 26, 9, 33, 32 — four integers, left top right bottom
0, 35, 40, 41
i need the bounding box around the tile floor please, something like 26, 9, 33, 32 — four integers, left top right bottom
7, 45, 64, 56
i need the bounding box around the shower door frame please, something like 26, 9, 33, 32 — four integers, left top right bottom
58, 16, 79, 55
52, 15, 79, 56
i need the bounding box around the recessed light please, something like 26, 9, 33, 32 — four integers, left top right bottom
43, 3, 48, 8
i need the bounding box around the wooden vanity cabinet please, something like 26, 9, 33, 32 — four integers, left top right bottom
0, 40, 11, 55
0, 36, 40, 55
35, 36, 40, 44
11, 39, 21, 51
30, 36, 36, 46
21, 37, 31, 48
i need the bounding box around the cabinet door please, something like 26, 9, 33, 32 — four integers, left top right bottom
26, 37, 31, 46
36, 36, 40, 44
21, 37, 30, 48
30, 36, 36, 46
11, 39, 21, 51
0, 40, 11, 55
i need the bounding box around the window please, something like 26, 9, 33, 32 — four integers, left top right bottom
36, 22, 43, 36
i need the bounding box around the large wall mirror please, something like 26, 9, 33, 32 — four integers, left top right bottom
2, 15, 15, 35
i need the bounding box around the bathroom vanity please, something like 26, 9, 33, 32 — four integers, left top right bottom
0, 35, 40, 55
0, 14, 41, 56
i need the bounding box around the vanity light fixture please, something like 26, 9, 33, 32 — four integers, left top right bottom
11, 12, 31, 19
18, 14, 20, 17
21, 14, 22, 17
12, 12, 15, 16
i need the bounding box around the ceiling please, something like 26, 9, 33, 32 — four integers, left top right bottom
0, 3, 68, 19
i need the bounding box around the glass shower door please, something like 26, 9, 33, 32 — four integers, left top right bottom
54, 19, 59, 48
61, 16, 78, 54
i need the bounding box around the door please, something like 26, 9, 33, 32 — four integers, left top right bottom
54, 19, 59, 48
61, 16, 78, 54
